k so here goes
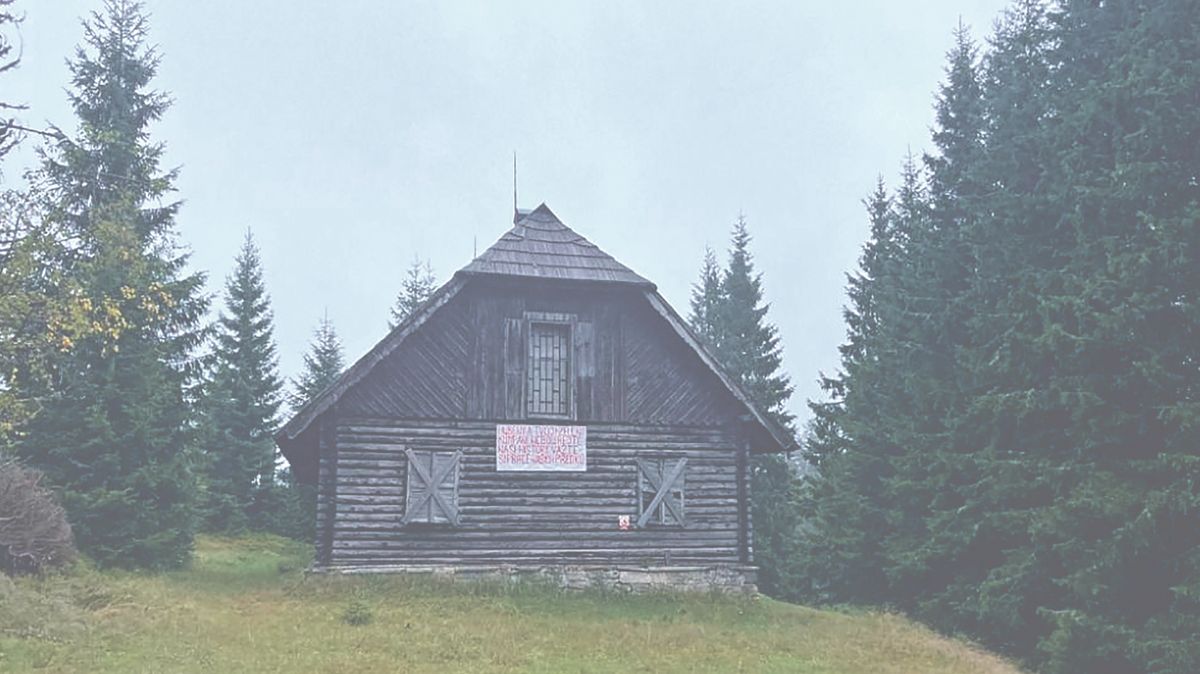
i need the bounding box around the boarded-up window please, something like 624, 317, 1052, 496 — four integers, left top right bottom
637, 457, 687, 527
403, 449, 461, 525
527, 322, 572, 417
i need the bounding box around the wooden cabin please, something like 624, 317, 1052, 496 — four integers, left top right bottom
276, 204, 793, 592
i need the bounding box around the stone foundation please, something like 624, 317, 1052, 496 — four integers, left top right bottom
313, 563, 758, 594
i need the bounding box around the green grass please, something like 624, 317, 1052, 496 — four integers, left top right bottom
0, 535, 1020, 673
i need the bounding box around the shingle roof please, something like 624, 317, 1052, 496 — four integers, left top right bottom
458, 203, 654, 287
276, 202, 796, 469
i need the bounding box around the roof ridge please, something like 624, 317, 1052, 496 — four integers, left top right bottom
459, 203, 653, 288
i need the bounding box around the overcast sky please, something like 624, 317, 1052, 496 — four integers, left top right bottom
6, 1, 1010, 425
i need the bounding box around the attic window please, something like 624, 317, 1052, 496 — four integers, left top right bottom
527, 321, 572, 417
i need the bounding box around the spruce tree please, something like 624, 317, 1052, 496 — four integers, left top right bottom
15, 0, 206, 569
800, 181, 899, 603
714, 216, 794, 427
925, 21, 984, 214
689, 216, 800, 598
1010, 2, 1200, 670
942, 0, 1065, 654
253, 460, 316, 542
687, 246, 722, 345
887, 23, 989, 633
801, 4, 1059, 648
202, 231, 282, 532
800, 2, 1200, 671
289, 314, 345, 412
273, 314, 342, 542
389, 256, 436, 329
0, 0, 23, 165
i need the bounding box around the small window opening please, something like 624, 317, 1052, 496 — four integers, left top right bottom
527, 322, 572, 417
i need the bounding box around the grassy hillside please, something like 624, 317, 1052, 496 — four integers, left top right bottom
0, 536, 1020, 673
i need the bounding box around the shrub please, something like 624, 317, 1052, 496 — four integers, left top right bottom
341, 599, 373, 626
0, 460, 77, 575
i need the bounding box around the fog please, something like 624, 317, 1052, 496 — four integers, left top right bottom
6, 1, 1009, 424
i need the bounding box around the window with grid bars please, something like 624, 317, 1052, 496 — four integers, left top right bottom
527, 322, 571, 417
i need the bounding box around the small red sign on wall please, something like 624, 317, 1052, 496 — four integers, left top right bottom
496, 424, 587, 472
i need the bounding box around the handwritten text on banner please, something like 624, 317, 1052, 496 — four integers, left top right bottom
495, 424, 587, 472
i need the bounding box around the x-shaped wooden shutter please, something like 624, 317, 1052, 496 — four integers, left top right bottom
404, 449, 461, 525
636, 457, 687, 527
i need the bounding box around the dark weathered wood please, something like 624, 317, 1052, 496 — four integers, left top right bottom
279, 277, 467, 442
315, 418, 747, 567
285, 233, 793, 577
279, 211, 794, 523
642, 290, 795, 451
340, 297, 470, 419
326, 280, 758, 432
636, 458, 687, 528
573, 320, 594, 419
737, 433, 751, 564
403, 449, 461, 525
459, 205, 654, 287
502, 317, 526, 420
315, 413, 338, 566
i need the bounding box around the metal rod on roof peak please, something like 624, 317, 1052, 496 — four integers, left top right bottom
512, 150, 518, 216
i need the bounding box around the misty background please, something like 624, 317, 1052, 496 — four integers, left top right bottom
6, 1, 1008, 423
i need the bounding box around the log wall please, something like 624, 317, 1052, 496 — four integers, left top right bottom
308, 278, 758, 571
314, 414, 337, 566
327, 417, 751, 567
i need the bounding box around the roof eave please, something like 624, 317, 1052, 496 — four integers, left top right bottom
641, 290, 796, 453
276, 276, 467, 445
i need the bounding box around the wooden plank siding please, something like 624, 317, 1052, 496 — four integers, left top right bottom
338, 280, 741, 429
339, 296, 471, 419
303, 277, 763, 571
276, 208, 791, 580
622, 298, 738, 426
328, 418, 747, 566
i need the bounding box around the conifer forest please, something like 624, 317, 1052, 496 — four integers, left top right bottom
2, 1, 1199, 672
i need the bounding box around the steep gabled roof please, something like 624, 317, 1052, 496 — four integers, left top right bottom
641, 291, 795, 453
277, 204, 795, 459
277, 276, 465, 444
459, 203, 654, 287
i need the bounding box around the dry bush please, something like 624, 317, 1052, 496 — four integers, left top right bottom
0, 459, 76, 574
